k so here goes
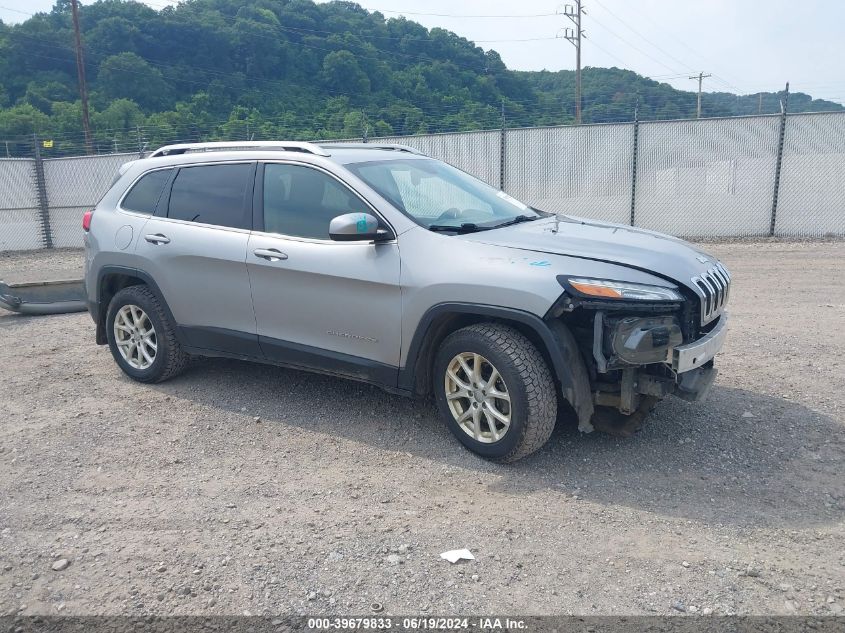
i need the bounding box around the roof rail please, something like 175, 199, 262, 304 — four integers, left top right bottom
319, 142, 425, 156
148, 141, 330, 158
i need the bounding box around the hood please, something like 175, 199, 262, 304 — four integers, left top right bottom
461, 215, 718, 289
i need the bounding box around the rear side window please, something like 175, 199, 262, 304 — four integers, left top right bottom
121, 169, 172, 214
167, 163, 253, 229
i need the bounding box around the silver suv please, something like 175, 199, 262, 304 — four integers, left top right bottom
84, 141, 729, 462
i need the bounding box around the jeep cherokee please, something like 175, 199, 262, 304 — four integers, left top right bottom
84, 141, 729, 462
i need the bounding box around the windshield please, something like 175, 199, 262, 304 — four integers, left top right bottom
345, 158, 542, 231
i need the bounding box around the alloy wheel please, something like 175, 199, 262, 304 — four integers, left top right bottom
114, 304, 157, 370
444, 352, 512, 443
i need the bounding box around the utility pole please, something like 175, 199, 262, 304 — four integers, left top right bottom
70, 0, 93, 155
563, 1, 585, 124
688, 71, 711, 119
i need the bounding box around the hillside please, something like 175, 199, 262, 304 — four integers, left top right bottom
0, 0, 841, 156
521, 68, 843, 122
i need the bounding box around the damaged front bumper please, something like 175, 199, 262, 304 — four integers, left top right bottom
665, 313, 728, 402
593, 313, 728, 415
672, 312, 728, 373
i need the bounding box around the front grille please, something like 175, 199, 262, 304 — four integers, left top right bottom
691, 263, 731, 325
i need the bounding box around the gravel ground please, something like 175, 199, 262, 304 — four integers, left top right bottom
0, 242, 843, 617
0, 249, 84, 285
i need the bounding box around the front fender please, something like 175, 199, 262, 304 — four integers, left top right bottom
399, 302, 593, 430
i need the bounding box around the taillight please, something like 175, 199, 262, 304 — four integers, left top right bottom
82, 209, 94, 232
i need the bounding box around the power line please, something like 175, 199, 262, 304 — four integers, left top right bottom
358, 9, 560, 18
10, 44, 723, 143
7, 28, 764, 127
590, 0, 703, 79
3, 1, 759, 107
586, 15, 684, 76
4, 0, 814, 148
0, 3, 28, 15
588, 0, 746, 94
8, 22, 633, 120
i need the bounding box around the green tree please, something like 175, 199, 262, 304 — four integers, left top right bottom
96, 52, 170, 111
23, 79, 75, 114
321, 50, 371, 99
0, 103, 49, 138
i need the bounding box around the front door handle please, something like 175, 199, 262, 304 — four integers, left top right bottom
144, 233, 170, 245
253, 248, 288, 262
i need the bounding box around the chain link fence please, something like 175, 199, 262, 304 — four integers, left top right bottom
633, 115, 782, 237
775, 112, 845, 237
42, 153, 140, 248
375, 130, 502, 187
1, 112, 843, 252
504, 123, 634, 224
0, 158, 43, 251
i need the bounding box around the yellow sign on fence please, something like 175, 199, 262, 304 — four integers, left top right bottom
42, 139, 53, 148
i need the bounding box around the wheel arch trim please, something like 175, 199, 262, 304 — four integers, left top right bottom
95, 265, 182, 346
400, 302, 593, 427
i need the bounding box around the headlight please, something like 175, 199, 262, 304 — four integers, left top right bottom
560, 277, 683, 302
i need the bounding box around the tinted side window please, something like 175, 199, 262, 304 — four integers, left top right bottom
263, 164, 369, 239
122, 169, 172, 214
167, 164, 253, 229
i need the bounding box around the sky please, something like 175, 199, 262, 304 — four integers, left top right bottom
1, 0, 843, 103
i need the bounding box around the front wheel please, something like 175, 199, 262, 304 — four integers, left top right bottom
433, 323, 557, 463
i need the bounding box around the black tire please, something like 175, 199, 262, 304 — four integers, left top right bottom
433, 323, 557, 463
105, 285, 188, 383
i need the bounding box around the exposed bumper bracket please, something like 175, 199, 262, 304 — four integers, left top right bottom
672, 313, 728, 373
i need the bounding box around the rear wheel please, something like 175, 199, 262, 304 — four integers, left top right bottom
433, 323, 557, 463
106, 285, 188, 383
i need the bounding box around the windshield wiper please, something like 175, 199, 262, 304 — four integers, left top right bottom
429, 214, 541, 234
427, 223, 491, 234
489, 214, 541, 229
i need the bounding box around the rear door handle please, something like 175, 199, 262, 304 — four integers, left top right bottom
253, 248, 288, 262
144, 233, 170, 245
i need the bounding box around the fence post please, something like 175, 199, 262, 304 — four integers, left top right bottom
629, 104, 640, 226
498, 99, 506, 190
32, 134, 53, 249
499, 126, 506, 191
769, 82, 790, 236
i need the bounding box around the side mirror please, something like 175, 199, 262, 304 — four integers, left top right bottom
329, 213, 389, 242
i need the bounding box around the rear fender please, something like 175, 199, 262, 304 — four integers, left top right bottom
95, 265, 182, 345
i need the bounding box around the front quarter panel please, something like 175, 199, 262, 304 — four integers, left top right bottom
397, 227, 677, 367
